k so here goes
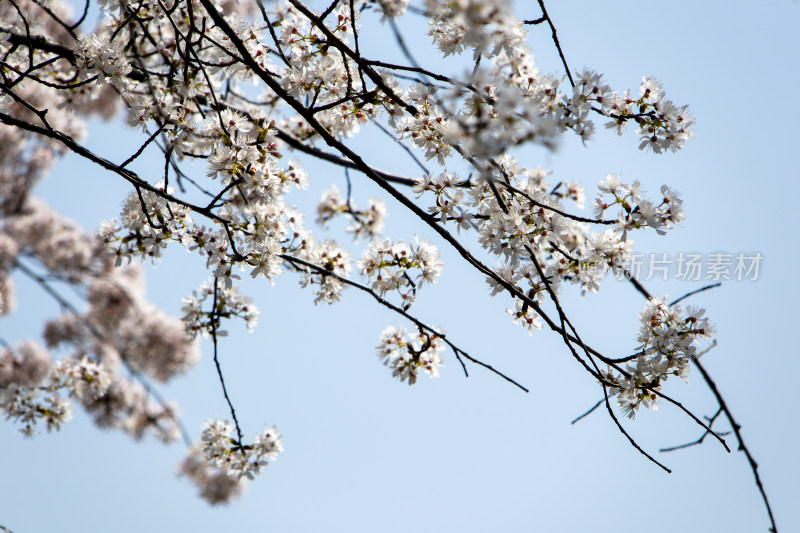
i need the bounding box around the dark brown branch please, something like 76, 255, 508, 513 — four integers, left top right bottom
602, 383, 671, 473
211, 279, 245, 444
0, 110, 232, 226
496, 178, 617, 225
120, 123, 167, 169
523, 16, 546, 25
274, 127, 417, 186
536, 0, 574, 87
365, 59, 456, 84
693, 358, 778, 533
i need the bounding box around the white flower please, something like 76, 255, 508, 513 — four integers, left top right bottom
375, 326, 445, 385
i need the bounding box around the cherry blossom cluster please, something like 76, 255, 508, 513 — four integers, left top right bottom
0, 195, 196, 443
396, 83, 454, 165
99, 186, 193, 265
178, 443, 247, 504
358, 237, 443, 308
200, 418, 283, 480
426, 0, 525, 60
316, 185, 386, 241
602, 297, 714, 418
603, 76, 696, 154
0, 233, 16, 315
297, 239, 352, 304
99, 184, 292, 288
414, 163, 570, 332
503, 285, 545, 334
375, 325, 444, 385
0, 340, 113, 436
423, 18, 695, 156
593, 174, 684, 237
40, 265, 197, 441
412, 158, 680, 340
181, 279, 260, 338
277, 5, 392, 138
73, 32, 132, 88
413, 170, 470, 226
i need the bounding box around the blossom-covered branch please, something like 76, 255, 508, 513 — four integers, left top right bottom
0, 0, 776, 528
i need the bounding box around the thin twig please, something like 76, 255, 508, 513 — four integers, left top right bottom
536, 0, 574, 87
659, 407, 727, 453
670, 283, 722, 307
210, 279, 245, 444
570, 398, 603, 424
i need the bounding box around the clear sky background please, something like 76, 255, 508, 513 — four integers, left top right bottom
1, 1, 798, 532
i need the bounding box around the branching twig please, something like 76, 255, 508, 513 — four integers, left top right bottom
281, 253, 528, 392
659, 407, 728, 452
693, 357, 778, 533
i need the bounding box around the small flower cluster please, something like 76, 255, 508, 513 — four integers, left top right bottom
73, 32, 132, 88
298, 239, 352, 304
593, 174, 684, 238
473, 177, 565, 261
602, 297, 714, 418
178, 444, 246, 505
0, 341, 114, 436
413, 171, 470, 226
0, 383, 73, 437
395, 84, 453, 165
0, 233, 17, 315
99, 185, 194, 266
545, 70, 695, 152
181, 279, 260, 338
604, 77, 695, 154
358, 237, 443, 308
504, 289, 545, 334
426, 0, 525, 60
375, 325, 445, 385
316, 185, 386, 242
199, 418, 283, 480
40, 265, 197, 441
49, 356, 113, 402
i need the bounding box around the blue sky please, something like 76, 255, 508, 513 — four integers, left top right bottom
1, 1, 798, 532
